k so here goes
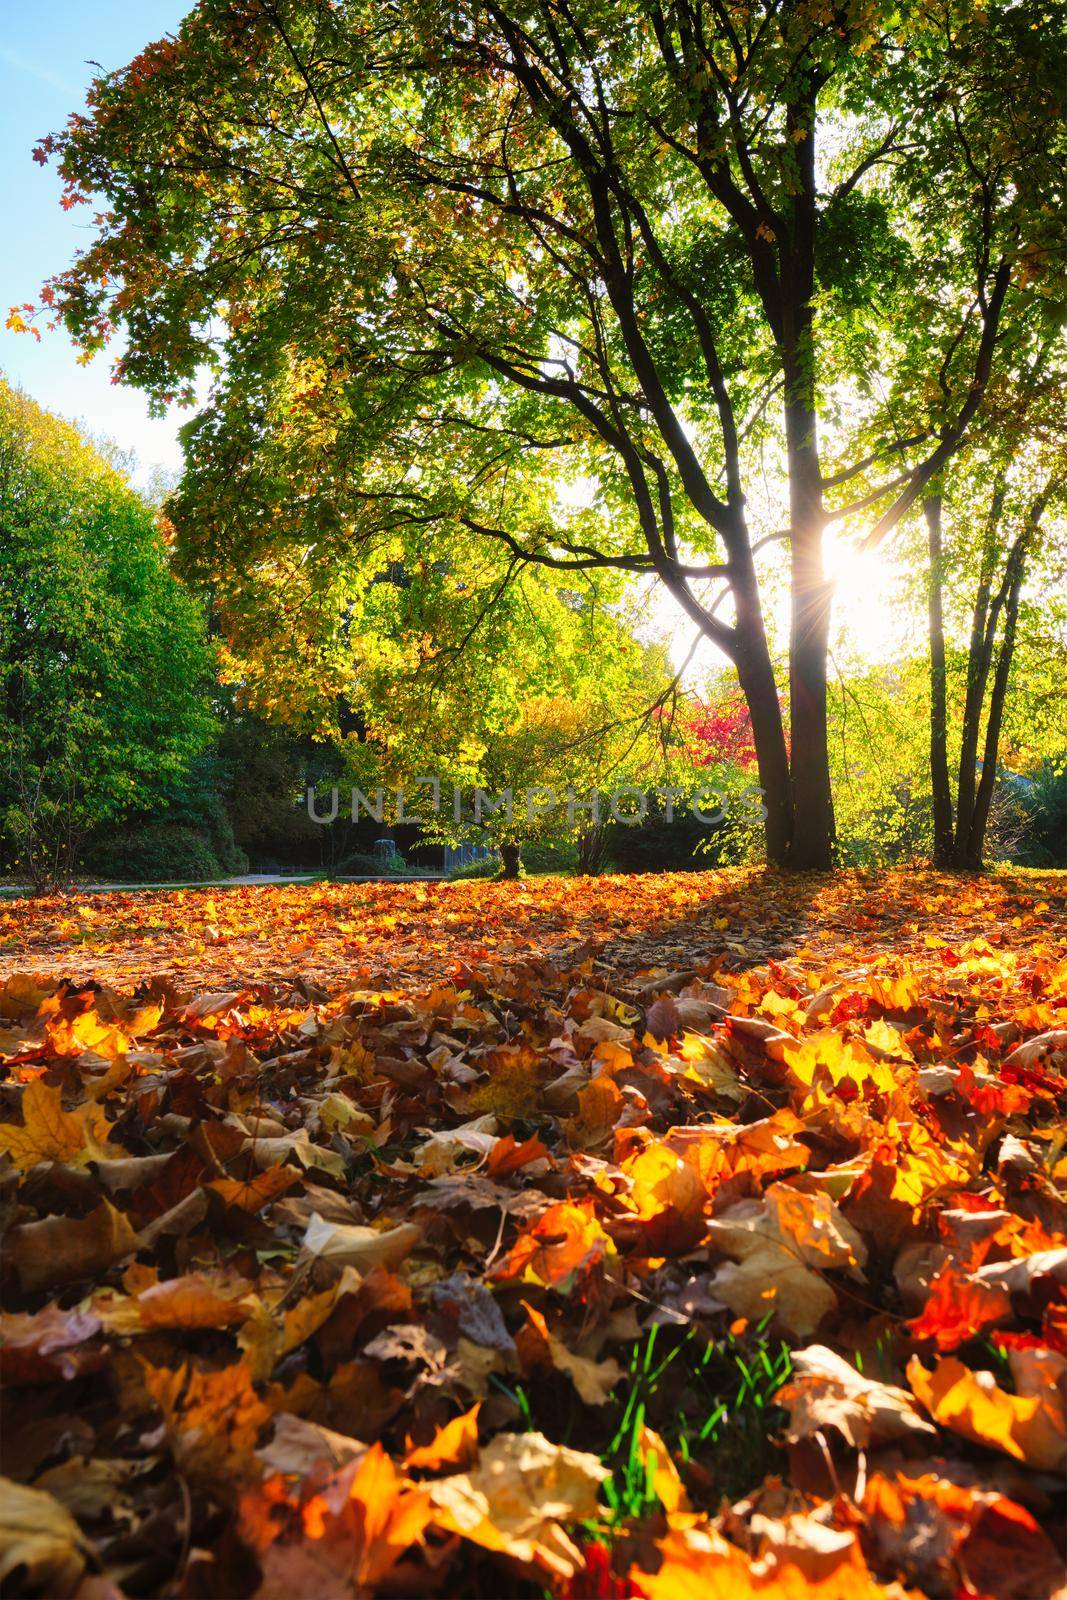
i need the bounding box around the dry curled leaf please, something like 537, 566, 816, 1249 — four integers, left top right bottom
780, 1345, 936, 1448
429, 1430, 609, 1578
0, 1477, 88, 1597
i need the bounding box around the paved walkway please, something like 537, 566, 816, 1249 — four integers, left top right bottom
1, 872, 448, 896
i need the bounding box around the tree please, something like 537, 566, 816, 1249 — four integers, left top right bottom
0, 379, 216, 888
924, 477, 1063, 870
922, 342, 1064, 869
215, 540, 676, 876
31, 0, 1063, 868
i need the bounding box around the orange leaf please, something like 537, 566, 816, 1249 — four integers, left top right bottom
908, 1351, 1067, 1472
208, 1166, 300, 1212
406, 1402, 480, 1471
494, 1201, 614, 1291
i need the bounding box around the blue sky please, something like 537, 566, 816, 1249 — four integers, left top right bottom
0, 2, 190, 483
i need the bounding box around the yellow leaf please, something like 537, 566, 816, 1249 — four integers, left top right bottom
0, 1478, 87, 1597
429, 1431, 608, 1579
908, 1351, 1067, 1473
0, 1080, 112, 1170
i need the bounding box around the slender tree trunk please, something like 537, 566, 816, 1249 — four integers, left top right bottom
499, 840, 522, 879
954, 486, 1005, 858
963, 547, 1026, 868
925, 495, 955, 865
780, 103, 835, 873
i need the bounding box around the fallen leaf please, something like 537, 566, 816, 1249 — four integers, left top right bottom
780, 1345, 936, 1447
9, 1199, 139, 1294
301, 1213, 422, 1272
0, 1080, 112, 1170
406, 1402, 481, 1471
0, 1477, 88, 1597
429, 1430, 609, 1578
908, 1350, 1067, 1472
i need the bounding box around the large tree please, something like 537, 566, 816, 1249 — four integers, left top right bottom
31, 0, 1063, 866
0, 379, 216, 888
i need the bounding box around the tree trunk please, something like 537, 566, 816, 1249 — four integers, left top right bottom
732, 563, 793, 867
925, 495, 955, 865
576, 826, 606, 876
953, 486, 1006, 860
962, 545, 1026, 868
498, 840, 522, 879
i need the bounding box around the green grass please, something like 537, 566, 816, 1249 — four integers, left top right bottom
599, 1319, 793, 1521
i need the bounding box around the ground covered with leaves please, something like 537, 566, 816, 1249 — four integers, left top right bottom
1, 868, 1066, 1599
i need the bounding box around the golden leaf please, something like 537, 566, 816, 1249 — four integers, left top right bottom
0, 1080, 112, 1170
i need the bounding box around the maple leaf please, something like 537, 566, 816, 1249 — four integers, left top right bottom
40, 998, 132, 1061
301, 1213, 422, 1272
780, 1345, 936, 1448
9, 1199, 139, 1295
494, 1201, 615, 1291
908, 1349, 1067, 1472
864, 1471, 1067, 1600
485, 1130, 552, 1177
429, 1431, 609, 1579
262, 1444, 431, 1593
630, 1516, 889, 1598
406, 1401, 481, 1471
908, 1265, 1013, 1351
0, 1478, 88, 1596
208, 1166, 300, 1211
0, 1303, 105, 1384
0, 1079, 113, 1170
142, 1357, 273, 1486
258, 1413, 366, 1477
621, 1140, 708, 1253
706, 1183, 866, 1337
96, 1270, 259, 1335
517, 1302, 624, 1406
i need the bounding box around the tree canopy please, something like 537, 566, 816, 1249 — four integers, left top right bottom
32, 0, 1065, 868
0, 378, 216, 886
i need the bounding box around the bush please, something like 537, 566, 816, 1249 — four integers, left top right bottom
607, 803, 746, 873
336, 849, 411, 876
519, 840, 578, 875
83, 824, 224, 882
1012, 758, 1067, 867
447, 856, 499, 881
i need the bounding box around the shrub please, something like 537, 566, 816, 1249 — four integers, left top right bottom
336, 849, 411, 876
1012, 758, 1067, 867
82, 824, 223, 883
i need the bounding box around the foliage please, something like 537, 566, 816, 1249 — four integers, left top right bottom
1, 868, 1066, 1596
81, 823, 229, 884
336, 849, 414, 877
28, 0, 1065, 866
0, 379, 216, 888
680, 692, 758, 771
1012, 757, 1067, 868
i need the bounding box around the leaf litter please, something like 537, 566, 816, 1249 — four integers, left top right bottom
0, 867, 1065, 1597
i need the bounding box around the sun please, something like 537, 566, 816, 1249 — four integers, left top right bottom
823, 531, 909, 662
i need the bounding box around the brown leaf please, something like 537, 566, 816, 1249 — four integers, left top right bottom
10, 1199, 139, 1294
780, 1345, 937, 1448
